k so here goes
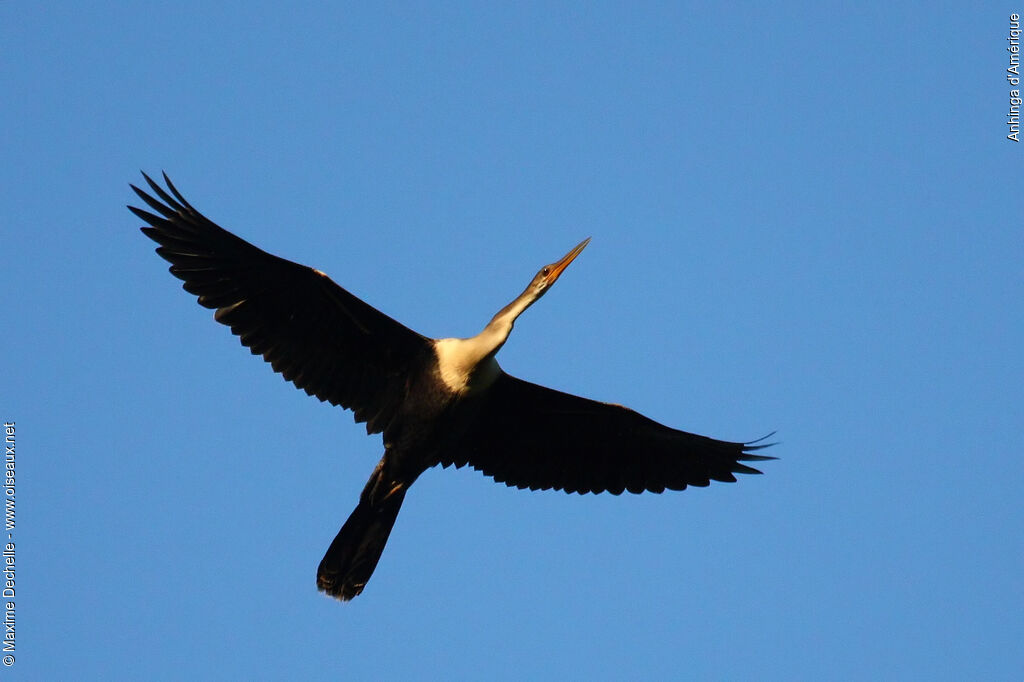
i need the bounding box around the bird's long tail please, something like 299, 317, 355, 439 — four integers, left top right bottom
316, 465, 408, 601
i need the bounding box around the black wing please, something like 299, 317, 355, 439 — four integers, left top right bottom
441, 372, 774, 494
130, 172, 432, 435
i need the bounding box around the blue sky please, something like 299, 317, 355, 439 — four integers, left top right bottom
4, 3, 1022, 680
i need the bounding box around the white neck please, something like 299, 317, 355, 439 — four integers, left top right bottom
433, 286, 539, 394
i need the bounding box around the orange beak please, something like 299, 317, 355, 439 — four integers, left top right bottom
544, 237, 590, 284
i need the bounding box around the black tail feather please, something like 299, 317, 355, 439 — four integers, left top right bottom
316, 487, 407, 601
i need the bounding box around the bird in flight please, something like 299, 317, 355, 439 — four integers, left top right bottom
130, 172, 774, 601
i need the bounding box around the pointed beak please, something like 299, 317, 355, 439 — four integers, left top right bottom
545, 237, 590, 284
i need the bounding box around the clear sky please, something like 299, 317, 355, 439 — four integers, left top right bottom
4, 3, 1021, 680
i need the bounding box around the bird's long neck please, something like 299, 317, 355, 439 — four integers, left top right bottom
479, 285, 539, 355
433, 287, 539, 394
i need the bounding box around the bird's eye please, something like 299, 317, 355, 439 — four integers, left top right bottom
541, 266, 551, 277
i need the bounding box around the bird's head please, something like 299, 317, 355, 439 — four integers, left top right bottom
482, 237, 591, 338
527, 237, 590, 298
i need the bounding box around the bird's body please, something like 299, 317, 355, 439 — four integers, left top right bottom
130, 172, 774, 601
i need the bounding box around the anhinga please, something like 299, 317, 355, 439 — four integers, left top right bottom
130, 172, 774, 601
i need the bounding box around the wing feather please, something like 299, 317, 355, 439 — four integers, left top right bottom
130, 172, 431, 434
443, 372, 773, 494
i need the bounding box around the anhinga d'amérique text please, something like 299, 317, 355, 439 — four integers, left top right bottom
130, 172, 775, 601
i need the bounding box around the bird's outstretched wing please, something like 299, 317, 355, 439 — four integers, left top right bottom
441, 372, 774, 494
130, 172, 432, 435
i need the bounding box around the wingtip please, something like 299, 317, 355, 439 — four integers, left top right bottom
142, 171, 162, 194
736, 431, 779, 468
128, 183, 148, 203
731, 461, 767, 475
747, 430, 777, 444
742, 431, 779, 454
159, 171, 194, 210
738, 453, 778, 462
